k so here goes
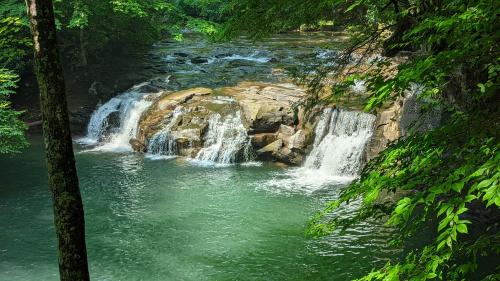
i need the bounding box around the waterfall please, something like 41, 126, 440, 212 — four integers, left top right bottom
304, 108, 376, 177
351, 79, 366, 94
263, 108, 376, 193
78, 83, 157, 152
195, 111, 253, 165
81, 97, 122, 145
146, 106, 185, 158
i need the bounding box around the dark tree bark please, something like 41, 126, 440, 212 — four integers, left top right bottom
25, 1, 90, 280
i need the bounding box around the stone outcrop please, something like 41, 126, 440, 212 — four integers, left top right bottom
219, 82, 304, 133
366, 88, 441, 160
365, 99, 403, 159
256, 124, 313, 165
133, 82, 312, 164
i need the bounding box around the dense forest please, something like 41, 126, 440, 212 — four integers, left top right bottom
0, 0, 498, 280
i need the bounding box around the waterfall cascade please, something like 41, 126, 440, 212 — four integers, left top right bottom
305, 108, 376, 177
195, 111, 253, 165
146, 106, 185, 158
78, 83, 157, 152
263, 108, 376, 192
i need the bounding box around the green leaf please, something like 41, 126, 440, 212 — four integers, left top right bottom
457, 224, 468, 234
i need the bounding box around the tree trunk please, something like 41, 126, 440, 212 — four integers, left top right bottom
79, 28, 88, 67
25, 1, 90, 281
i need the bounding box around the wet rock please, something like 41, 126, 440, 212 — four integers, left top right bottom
257, 139, 283, 158
221, 83, 303, 133
130, 138, 146, 152
214, 53, 233, 58
255, 138, 305, 165
275, 147, 304, 165
264, 126, 310, 165
174, 52, 189, 57
366, 88, 441, 160
277, 125, 295, 142
191, 57, 209, 64
250, 133, 278, 149
135, 82, 309, 164
287, 129, 308, 150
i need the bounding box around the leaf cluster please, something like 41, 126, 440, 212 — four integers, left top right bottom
221, 0, 500, 279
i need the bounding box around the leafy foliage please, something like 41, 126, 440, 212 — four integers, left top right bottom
224, 0, 499, 280
51, 0, 229, 55
0, 4, 31, 153
220, 0, 335, 39
0, 68, 28, 154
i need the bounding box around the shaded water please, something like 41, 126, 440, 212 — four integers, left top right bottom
0, 138, 398, 281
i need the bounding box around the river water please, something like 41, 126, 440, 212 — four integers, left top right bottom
0, 32, 399, 281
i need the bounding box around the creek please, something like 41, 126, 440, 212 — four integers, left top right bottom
0, 32, 400, 281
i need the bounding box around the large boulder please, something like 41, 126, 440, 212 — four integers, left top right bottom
220, 82, 304, 133
134, 82, 312, 164
255, 124, 312, 165
250, 133, 278, 149
136, 87, 214, 154
366, 88, 441, 160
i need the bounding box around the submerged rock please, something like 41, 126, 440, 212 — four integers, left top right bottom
190, 57, 209, 64
173, 52, 189, 57
214, 53, 233, 58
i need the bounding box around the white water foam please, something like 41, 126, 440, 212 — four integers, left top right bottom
219, 51, 271, 63
351, 79, 366, 94
221, 54, 270, 63
78, 97, 122, 145
193, 111, 254, 165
